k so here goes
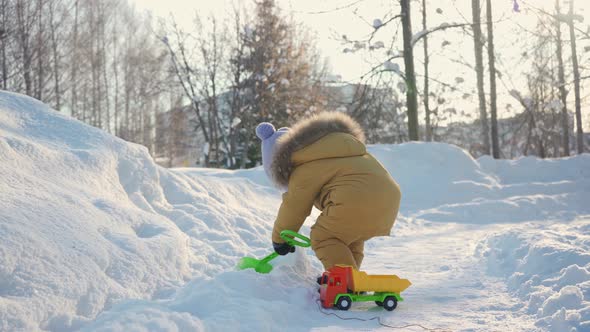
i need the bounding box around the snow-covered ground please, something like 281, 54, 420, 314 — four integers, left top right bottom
1, 91, 589, 332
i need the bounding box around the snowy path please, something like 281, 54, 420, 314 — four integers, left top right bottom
361, 222, 538, 331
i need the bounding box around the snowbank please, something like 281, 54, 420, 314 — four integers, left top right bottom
477, 220, 590, 331
0, 91, 288, 331
370, 144, 590, 224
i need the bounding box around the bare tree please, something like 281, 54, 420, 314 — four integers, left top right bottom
196, 15, 227, 166
161, 17, 212, 164
352, 1, 481, 144
508, 19, 565, 159
485, 0, 500, 158
48, 0, 66, 110
554, 0, 569, 156
34, 0, 45, 101
15, 0, 35, 96
100, 0, 111, 133
421, 0, 432, 141
400, 0, 419, 141
0, 0, 9, 90
227, 7, 249, 169
471, 0, 490, 155
566, 0, 584, 153
70, 0, 80, 118
111, 4, 120, 136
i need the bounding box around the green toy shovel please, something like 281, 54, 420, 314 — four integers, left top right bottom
237, 230, 311, 274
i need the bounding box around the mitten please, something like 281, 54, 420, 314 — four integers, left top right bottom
273, 242, 295, 255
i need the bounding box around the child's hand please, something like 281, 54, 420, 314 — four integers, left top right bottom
273, 242, 296, 255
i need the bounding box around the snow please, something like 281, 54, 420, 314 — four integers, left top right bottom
386, 50, 400, 57
412, 23, 455, 45
383, 61, 400, 73
545, 100, 563, 112
1, 91, 590, 331
372, 19, 382, 29
243, 26, 253, 40
369, 41, 385, 50
476, 220, 590, 331
411, 29, 428, 45
230, 117, 241, 128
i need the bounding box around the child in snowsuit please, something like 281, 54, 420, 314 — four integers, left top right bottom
256, 112, 401, 270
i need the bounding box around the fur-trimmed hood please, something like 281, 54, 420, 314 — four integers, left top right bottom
270, 112, 366, 188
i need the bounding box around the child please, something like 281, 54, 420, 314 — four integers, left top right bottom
255, 112, 401, 271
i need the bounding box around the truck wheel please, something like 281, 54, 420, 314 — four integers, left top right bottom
382, 296, 398, 311
336, 295, 352, 311
375, 301, 383, 306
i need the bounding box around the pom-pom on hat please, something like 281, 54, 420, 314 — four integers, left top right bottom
256, 122, 276, 140
256, 122, 289, 182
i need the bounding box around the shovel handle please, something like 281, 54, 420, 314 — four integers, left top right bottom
259, 252, 279, 264
280, 230, 311, 248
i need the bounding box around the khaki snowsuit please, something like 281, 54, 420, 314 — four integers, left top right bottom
269, 112, 401, 270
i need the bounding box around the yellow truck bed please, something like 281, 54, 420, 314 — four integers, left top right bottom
350, 269, 412, 293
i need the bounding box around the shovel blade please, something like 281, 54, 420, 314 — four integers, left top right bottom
254, 262, 274, 274
237, 256, 259, 269
237, 256, 274, 274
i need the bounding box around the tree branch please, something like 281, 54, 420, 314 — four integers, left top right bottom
360, 53, 404, 80
369, 14, 403, 43
293, 0, 366, 15
411, 15, 511, 48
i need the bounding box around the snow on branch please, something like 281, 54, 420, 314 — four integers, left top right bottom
383, 61, 401, 73
368, 14, 402, 43
361, 52, 405, 80
373, 19, 383, 29
410, 22, 471, 47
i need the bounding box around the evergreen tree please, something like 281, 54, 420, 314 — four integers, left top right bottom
238, 0, 324, 166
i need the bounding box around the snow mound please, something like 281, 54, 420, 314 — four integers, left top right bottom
82, 259, 320, 332
0, 91, 293, 331
478, 154, 590, 185
370, 143, 590, 224
369, 142, 498, 210
476, 220, 590, 331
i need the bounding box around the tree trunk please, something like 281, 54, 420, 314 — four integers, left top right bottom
91, 22, 98, 127
422, 0, 432, 141
555, 0, 569, 156
100, 1, 110, 133
1, 0, 8, 90
567, 0, 584, 153
471, 0, 490, 155
16, 0, 32, 96
35, 0, 44, 101
240, 130, 250, 169
49, 1, 61, 110
70, 0, 79, 118
124, 72, 130, 138
90, 1, 102, 129
112, 16, 119, 136
400, 0, 419, 141
486, 0, 500, 158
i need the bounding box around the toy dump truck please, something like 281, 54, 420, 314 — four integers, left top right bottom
319, 265, 411, 311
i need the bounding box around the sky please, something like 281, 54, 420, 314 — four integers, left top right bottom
132, 0, 589, 125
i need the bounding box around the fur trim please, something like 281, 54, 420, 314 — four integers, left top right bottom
270, 111, 365, 187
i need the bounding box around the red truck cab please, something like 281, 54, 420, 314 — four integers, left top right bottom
319, 265, 353, 309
